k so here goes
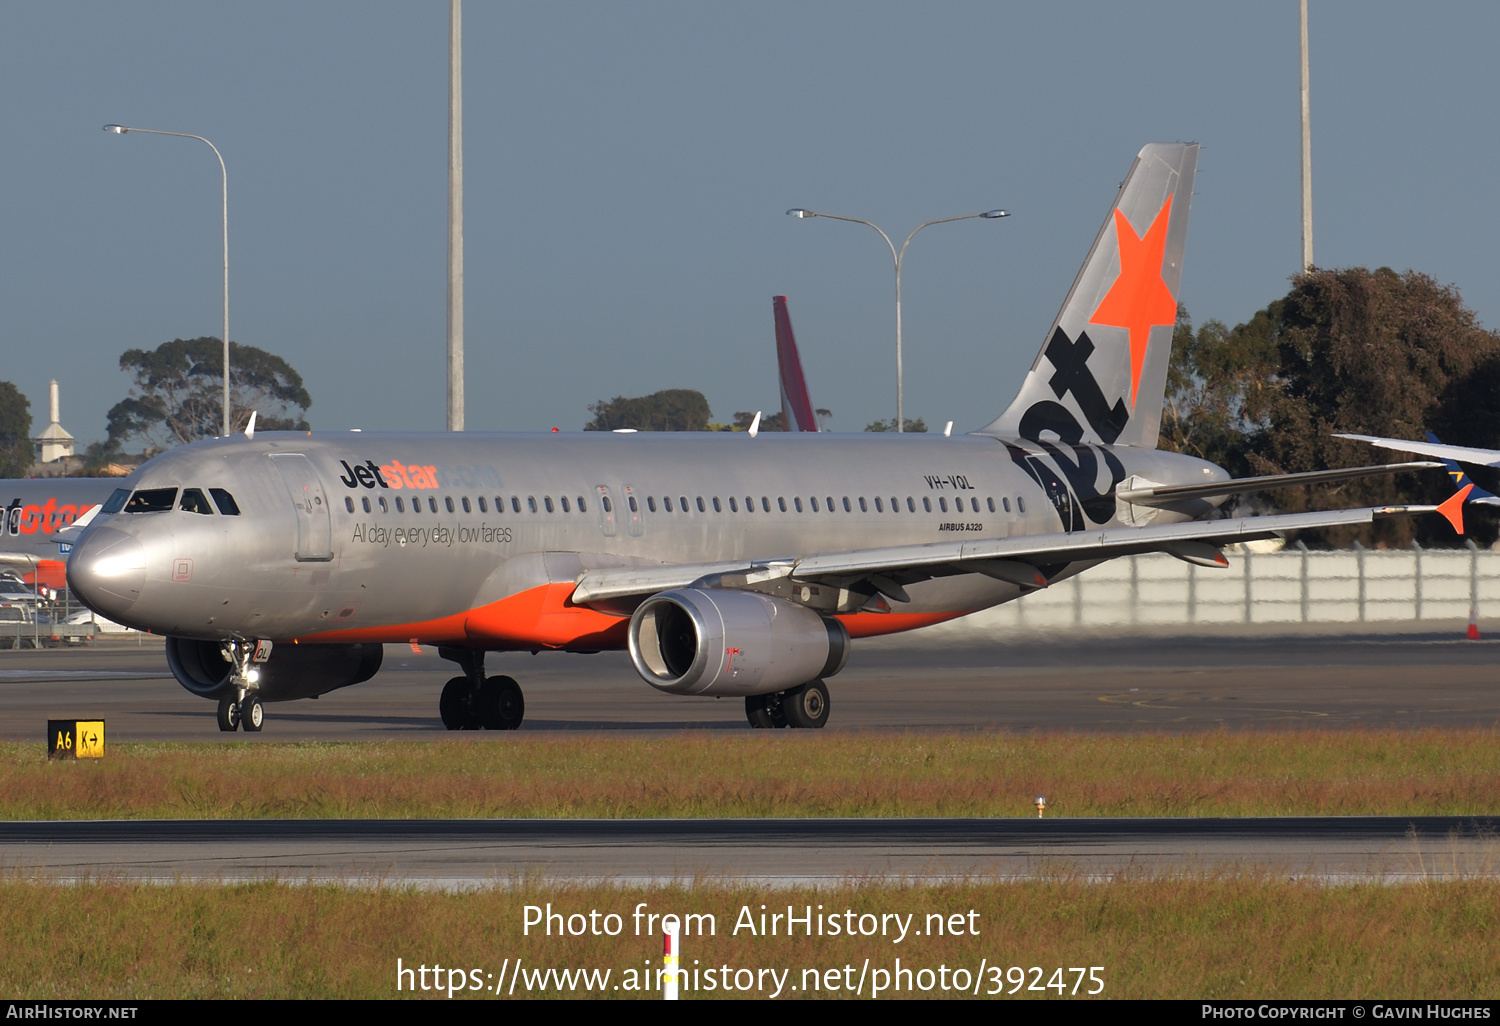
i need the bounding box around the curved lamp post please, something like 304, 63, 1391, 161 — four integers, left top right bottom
103, 124, 232, 437
787, 207, 1007, 432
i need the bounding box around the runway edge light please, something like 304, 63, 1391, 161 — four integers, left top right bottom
1035, 795, 1047, 818
48, 719, 105, 760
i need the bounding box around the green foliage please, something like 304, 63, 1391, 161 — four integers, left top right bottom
0, 382, 31, 478
864, 417, 927, 433
583, 389, 712, 431
106, 338, 311, 451
1165, 269, 1500, 546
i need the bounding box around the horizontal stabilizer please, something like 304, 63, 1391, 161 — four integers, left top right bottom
1117, 461, 1440, 506
1335, 433, 1500, 468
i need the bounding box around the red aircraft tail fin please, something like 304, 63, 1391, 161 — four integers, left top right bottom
774, 296, 819, 432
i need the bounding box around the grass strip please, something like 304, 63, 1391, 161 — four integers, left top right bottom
1, 877, 1496, 999
5, 729, 1499, 820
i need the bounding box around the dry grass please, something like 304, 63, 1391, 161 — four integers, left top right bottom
1, 877, 1496, 999
5, 729, 1499, 820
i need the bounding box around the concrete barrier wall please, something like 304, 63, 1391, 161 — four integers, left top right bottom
919, 542, 1500, 640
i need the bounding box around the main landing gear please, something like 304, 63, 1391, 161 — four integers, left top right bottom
216, 639, 265, 733
745, 680, 830, 729
438, 646, 525, 730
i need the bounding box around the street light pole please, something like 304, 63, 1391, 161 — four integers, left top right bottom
104, 124, 232, 437
787, 208, 1007, 432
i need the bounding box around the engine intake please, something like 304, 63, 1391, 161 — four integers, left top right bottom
627, 588, 849, 696
166, 637, 384, 702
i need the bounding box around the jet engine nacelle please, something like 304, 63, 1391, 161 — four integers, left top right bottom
627, 587, 849, 696
165, 637, 384, 702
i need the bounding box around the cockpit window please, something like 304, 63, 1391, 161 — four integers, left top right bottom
101, 488, 130, 515
209, 488, 241, 516
179, 488, 214, 515
124, 488, 177, 513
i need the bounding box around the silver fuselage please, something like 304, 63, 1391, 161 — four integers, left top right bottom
66, 430, 1225, 649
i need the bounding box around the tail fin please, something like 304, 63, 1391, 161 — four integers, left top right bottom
982, 142, 1198, 448
1427, 431, 1500, 504
773, 296, 819, 432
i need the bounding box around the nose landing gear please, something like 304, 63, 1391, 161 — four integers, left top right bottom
215, 639, 268, 732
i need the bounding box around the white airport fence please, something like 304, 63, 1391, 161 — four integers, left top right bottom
919, 541, 1500, 639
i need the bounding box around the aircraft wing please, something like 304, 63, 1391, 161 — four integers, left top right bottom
1335, 433, 1500, 468
572, 504, 1437, 606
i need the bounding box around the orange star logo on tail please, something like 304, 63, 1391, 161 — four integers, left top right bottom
1089, 193, 1177, 408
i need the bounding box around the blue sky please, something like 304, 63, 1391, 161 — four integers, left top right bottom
3, 2, 1498, 443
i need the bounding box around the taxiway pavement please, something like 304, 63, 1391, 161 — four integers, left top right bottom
3, 816, 1493, 884
2, 628, 1498, 741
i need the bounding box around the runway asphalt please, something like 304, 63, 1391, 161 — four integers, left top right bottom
2, 628, 1499, 740
4, 816, 1494, 884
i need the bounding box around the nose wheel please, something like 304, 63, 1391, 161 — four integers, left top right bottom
216, 693, 264, 732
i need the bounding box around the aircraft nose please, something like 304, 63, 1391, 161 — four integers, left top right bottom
66, 527, 147, 619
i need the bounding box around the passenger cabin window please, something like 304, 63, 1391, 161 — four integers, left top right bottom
512, 497, 522, 513
561, 496, 571, 513
209, 488, 240, 516
179, 488, 214, 515
462, 497, 472, 513
810, 497, 819, 512
446, 496, 456, 513
362, 497, 372, 513
825, 496, 834, 512
528, 496, 538, 513
842, 497, 851, 513
874, 497, 884, 512
729, 497, 738, 512
125, 488, 177, 513
890, 497, 899, 513
544, 497, 555, 513
478, 497, 487, 513
602, 496, 613, 513
696, 497, 706, 513
793, 497, 802, 513
344, 496, 356, 513
907, 497, 916, 512
663, 496, 672, 512
777, 497, 787, 512
939, 497, 948, 512
648, 496, 657, 512
428, 497, 438, 513
1003, 497, 1011, 512
379, 496, 389, 512
988, 497, 996, 513
578, 496, 588, 513
679, 496, 688, 512
922, 497, 932, 512
1017, 497, 1026, 513
761, 497, 771, 512
859, 497, 868, 512
395, 497, 406, 513
101, 489, 130, 515
745, 497, 754, 512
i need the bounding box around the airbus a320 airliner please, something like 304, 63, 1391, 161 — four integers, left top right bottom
67, 143, 1444, 732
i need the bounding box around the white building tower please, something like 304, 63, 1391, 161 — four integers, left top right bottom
35, 380, 75, 464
